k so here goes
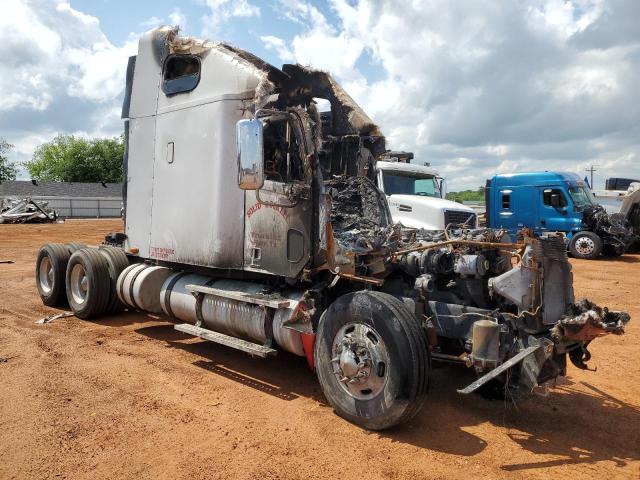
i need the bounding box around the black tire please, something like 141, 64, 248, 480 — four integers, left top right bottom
35, 243, 71, 307
569, 231, 603, 259
98, 246, 130, 314
315, 291, 430, 430
66, 242, 87, 254
65, 248, 111, 319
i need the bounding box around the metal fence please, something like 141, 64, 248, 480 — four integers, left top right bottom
11, 196, 123, 218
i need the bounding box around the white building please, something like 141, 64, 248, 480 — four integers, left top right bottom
0, 181, 123, 218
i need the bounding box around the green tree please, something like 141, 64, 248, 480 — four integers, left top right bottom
0, 139, 17, 181
446, 186, 486, 203
25, 134, 124, 182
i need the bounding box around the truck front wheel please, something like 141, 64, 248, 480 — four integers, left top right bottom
569, 231, 603, 259
315, 291, 430, 430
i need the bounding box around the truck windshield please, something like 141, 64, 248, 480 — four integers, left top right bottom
382, 172, 440, 197
569, 186, 595, 209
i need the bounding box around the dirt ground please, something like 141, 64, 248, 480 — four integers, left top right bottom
0, 219, 638, 480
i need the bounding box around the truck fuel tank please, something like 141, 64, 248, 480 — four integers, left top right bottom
159, 273, 306, 356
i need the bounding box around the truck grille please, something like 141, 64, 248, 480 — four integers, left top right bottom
444, 210, 476, 227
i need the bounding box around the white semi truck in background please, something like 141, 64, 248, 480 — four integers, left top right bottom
34, 27, 629, 431
375, 151, 477, 230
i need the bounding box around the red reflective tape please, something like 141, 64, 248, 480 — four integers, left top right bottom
301, 332, 316, 371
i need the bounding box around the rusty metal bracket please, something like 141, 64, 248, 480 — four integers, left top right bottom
457, 344, 541, 394
337, 272, 384, 286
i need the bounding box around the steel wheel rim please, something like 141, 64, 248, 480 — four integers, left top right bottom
69, 263, 89, 305
39, 257, 53, 294
575, 237, 595, 255
331, 322, 389, 400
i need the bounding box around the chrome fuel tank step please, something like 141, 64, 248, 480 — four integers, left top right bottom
174, 323, 277, 358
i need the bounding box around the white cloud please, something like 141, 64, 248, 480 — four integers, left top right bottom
272, 0, 640, 190
275, 0, 366, 84
140, 16, 163, 28
168, 8, 187, 28
527, 0, 606, 39
64, 37, 138, 102
0, 0, 136, 108
0, 0, 137, 175
260, 35, 294, 63
140, 8, 188, 31
2, 0, 639, 191
200, 0, 260, 37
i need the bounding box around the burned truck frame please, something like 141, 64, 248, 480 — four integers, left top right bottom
35, 27, 629, 430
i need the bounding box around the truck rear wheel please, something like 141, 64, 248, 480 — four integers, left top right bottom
315, 291, 430, 430
65, 248, 111, 319
98, 246, 130, 314
569, 231, 602, 259
36, 243, 71, 307
66, 242, 87, 254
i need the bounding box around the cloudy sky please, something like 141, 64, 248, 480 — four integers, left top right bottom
1, 0, 639, 190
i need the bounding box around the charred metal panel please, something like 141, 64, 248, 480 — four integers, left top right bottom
156, 47, 264, 114
149, 98, 247, 268
327, 176, 392, 245
279, 65, 381, 138
124, 30, 163, 257
121, 56, 136, 119
535, 237, 575, 324
128, 30, 163, 119
127, 26, 286, 268
243, 184, 312, 278
121, 120, 129, 219
124, 116, 156, 258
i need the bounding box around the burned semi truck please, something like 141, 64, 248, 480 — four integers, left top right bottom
35, 27, 629, 430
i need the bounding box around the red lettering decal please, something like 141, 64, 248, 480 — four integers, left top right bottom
149, 246, 175, 260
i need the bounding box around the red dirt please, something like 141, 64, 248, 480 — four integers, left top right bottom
0, 219, 638, 479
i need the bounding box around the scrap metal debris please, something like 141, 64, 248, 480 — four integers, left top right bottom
36, 312, 75, 324
582, 204, 636, 253
326, 176, 395, 252
552, 299, 630, 342
1, 197, 58, 224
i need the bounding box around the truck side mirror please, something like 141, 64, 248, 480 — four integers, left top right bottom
438, 177, 447, 198
236, 119, 264, 190
550, 193, 561, 208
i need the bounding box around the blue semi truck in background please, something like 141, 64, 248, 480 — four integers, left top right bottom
485, 171, 636, 259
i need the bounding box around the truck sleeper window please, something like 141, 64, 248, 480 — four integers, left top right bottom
501, 192, 511, 209
162, 55, 201, 96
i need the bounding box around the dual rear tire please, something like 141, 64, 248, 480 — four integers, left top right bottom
36, 244, 71, 307
66, 248, 111, 318
35, 244, 130, 318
